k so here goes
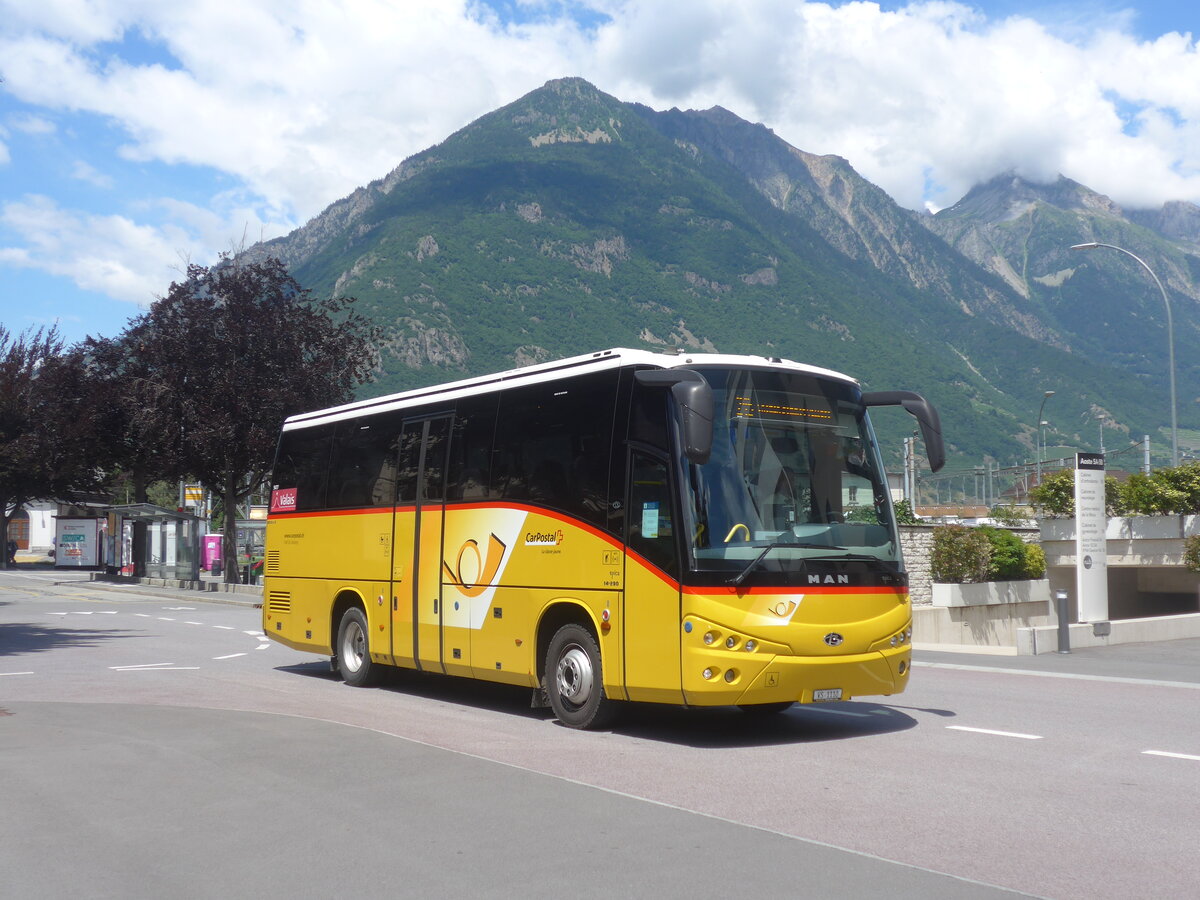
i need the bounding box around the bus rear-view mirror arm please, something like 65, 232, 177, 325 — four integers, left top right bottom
861, 390, 945, 473
634, 369, 714, 465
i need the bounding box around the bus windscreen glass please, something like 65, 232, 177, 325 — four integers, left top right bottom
682, 367, 898, 582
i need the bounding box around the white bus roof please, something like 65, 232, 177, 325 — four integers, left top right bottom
283, 347, 860, 430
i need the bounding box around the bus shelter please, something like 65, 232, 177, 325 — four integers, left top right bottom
106, 504, 202, 582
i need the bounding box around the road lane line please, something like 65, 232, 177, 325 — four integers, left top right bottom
1143, 750, 1200, 762
157, 617, 175, 621
1, 671, 35, 676
109, 663, 175, 670
212, 625, 235, 630
213, 653, 246, 660
946, 726, 1043, 740
184, 621, 204, 625
917, 660, 1200, 691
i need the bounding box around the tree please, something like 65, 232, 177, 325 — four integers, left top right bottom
0, 326, 109, 567
119, 256, 379, 582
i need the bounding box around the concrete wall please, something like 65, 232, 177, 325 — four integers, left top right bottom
1040, 516, 1200, 620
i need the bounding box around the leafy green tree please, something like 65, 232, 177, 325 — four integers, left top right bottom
115, 256, 380, 582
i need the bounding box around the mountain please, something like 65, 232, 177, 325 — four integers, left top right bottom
245, 78, 1200, 470
925, 173, 1200, 461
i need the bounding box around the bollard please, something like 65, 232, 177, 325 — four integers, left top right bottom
1055, 588, 1071, 654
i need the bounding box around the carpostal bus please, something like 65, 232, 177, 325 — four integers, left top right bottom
263, 348, 944, 728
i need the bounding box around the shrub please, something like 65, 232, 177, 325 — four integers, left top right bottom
1020, 543, 1047, 579
930, 525, 992, 584
990, 503, 1031, 527
931, 524, 1046, 583
1184, 535, 1200, 573
893, 499, 919, 525
979, 526, 1026, 580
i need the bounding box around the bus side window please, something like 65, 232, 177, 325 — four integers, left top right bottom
273, 424, 334, 512
627, 452, 679, 577
327, 414, 403, 509
446, 395, 498, 502
395, 424, 423, 505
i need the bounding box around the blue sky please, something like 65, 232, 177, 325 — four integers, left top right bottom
1, 0, 1197, 346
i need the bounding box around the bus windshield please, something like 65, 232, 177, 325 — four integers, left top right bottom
682, 367, 899, 583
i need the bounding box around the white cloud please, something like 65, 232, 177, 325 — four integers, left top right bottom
0, 193, 265, 305
70, 160, 114, 189
1, 0, 1199, 309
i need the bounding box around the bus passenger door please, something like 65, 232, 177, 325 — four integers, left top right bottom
621, 450, 684, 704
391, 415, 451, 673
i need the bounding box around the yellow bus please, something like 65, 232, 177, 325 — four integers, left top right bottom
263, 348, 944, 728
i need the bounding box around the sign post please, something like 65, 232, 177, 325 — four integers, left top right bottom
1074, 452, 1108, 622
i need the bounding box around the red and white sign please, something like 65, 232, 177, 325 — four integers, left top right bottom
270, 487, 298, 514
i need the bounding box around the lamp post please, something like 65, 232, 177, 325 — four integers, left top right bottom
1071, 241, 1177, 466
1036, 390, 1054, 488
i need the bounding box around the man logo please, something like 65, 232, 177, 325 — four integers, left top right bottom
823, 632, 844, 647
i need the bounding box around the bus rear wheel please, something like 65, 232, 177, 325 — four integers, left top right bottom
336, 607, 378, 687
545, 623, 617, 729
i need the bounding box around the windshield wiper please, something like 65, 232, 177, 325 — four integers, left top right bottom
728, 541, 831, 588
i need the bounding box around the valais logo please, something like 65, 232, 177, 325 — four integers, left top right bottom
270, 488, 298, 513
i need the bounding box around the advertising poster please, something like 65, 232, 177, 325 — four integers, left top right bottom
55, 518, 101, 568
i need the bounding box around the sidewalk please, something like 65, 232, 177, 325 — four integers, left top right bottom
914, 637, 1200, 686
86, 571, 262, 607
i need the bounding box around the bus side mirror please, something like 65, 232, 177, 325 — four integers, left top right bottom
635, 369, 713, 465
862, 390, 945, 473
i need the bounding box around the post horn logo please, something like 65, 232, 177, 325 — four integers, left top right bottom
443, 534, 507, 597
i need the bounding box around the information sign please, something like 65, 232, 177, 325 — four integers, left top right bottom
1074, 453, 1108, 622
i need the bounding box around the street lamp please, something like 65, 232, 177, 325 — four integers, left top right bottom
1036, 390, 1055, 486
1070, 241, 1177, 466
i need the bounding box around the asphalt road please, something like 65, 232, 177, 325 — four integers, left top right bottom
3, 568, 1198, 899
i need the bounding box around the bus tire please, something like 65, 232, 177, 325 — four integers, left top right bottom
545, 623, 617, 729
336, 607, 377, 687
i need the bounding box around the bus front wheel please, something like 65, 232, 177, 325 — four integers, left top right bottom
336, 607, 377, 687
545, 623, 617, 729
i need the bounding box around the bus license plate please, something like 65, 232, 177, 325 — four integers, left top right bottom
813, 689, 842, 702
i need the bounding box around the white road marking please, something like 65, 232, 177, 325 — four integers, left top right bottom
255, 643, 269, 650
213, 653, 246, 660
917, 660, 1200, 691
1143, 750, 1200, 762
184, 621, 204, 625
947, 726, 1043, 740
212, 625, 235, 630
157, 617, 175, 621
163, 606, 195, 611
134, 613, 151, 617
244, 630, 265, 637
1, 671, 35, 676
110, 665, 200, 671
110, 663, 176, 669
95, 610, 117, 614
